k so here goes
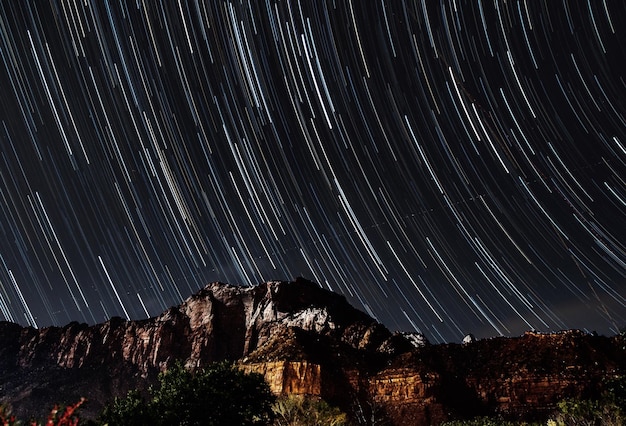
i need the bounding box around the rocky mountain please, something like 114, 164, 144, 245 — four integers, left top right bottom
0, 277, 624, 425
0, 278, 408, 420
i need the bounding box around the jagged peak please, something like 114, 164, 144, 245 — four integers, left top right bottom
398, 332, 429, 348
179, 278, 374, 326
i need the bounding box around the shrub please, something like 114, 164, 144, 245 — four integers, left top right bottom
100, 362, 275, 426
41, 398, 86, 426
99, 390, 151, 426
440, 417, 542, 426
0, 404, 16, 426
0, 399, 85, 426
550, 398, 623, 426
548, 375, 626, 426
272, 395, 349, 426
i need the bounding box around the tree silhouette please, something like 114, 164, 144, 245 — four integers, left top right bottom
100, 362, 274, 426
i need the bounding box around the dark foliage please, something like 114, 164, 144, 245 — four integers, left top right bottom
100, 362, 275, 426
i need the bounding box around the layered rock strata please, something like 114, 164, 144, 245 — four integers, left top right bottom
0, 278, 623, 425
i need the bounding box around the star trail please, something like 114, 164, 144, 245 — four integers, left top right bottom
0, 0, 624, 342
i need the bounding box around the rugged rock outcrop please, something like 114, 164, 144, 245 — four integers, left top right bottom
371, 330, 625, 425
0, 278, 405, 419
2, 278, 396, 369
0, 277, 624, 425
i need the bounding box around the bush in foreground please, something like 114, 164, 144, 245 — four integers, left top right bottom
100, 362, 275, 426
441, 417, 542, 426
548, 375, 625, 426
272, 394, 349, 426
1, 399, 85, 426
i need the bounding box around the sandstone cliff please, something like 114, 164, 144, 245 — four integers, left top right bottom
0, 278, 624, 425
242, 328, 625, 425
0, 278, 406, 419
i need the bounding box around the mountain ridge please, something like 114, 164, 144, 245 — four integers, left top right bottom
0, 278, 412, 420
0, 278, 623, 425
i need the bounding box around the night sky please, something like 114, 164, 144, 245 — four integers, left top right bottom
0, 0, 624, 343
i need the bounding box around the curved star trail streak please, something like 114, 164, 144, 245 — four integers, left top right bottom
0, 1, 624, 342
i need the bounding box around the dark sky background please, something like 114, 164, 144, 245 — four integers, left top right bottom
0, 0, 624, 343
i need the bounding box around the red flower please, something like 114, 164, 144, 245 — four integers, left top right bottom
43, 398, 86, 426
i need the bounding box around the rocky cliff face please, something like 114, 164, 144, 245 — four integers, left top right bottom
369, 330, 625, 425
0, 278, 405, 419
242, 329, 625, 426
0, 278, 624, 425
2, 278, 393, 370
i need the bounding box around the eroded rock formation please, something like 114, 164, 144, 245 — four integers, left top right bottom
0, 278, 623, 425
